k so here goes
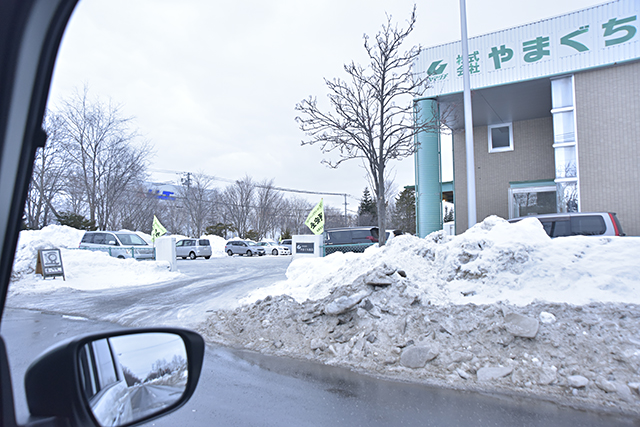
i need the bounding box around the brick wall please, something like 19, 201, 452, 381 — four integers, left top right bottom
575, 60, 640, 236
453, 117, 555, 234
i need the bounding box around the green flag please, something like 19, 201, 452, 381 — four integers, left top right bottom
151, 215, 167, 242
304, 199, 324, 235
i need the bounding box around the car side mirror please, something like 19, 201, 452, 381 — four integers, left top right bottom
107, 240, 117, 246
24, 328, 204, 427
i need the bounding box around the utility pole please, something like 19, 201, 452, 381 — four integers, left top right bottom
181, 172, 192, 189
180, 172, 192, 236
344, 194, 348, 226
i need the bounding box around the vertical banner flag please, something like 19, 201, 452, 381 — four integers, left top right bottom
305, 199, 324, 235
151, 215, 167, 243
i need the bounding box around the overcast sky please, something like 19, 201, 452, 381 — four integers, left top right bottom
48, 0, 605, 213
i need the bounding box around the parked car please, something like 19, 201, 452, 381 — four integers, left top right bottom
280, 239, 293, 253
258, 241, 291, 256
225, 240, 266, 256
508, 212, 625, 237
176, 238, 212, 259
79, 231, 155, 259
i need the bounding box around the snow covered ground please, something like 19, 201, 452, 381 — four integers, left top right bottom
9, 218, 640, 415
9, 226, 228, 293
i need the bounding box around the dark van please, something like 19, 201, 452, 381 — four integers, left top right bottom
508, 212, 625, 238
323, 227, 396, 254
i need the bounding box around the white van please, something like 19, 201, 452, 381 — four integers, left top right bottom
79, 231, 155, 259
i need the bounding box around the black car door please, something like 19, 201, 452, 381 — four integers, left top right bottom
1, 2, 80, 425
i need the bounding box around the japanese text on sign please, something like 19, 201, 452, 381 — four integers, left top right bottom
304, 199, 324, 235
423, 11, 638, 89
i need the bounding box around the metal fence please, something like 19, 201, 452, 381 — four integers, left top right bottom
322, 243, 373, 256
71, 247, 156, 260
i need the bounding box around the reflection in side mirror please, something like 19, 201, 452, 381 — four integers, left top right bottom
25, 328, 204, 427
80, 333, 188, 427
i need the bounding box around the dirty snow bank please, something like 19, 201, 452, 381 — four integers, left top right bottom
201, 216, 640, 415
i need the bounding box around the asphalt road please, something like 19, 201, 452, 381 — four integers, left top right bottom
6, 255, 293, 328
2, 257, 639, 426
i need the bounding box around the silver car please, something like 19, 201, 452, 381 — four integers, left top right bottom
225, 240, 266, 256
176, 239, 212, 260
508, 212, 625, 238
79, 231, 154, 259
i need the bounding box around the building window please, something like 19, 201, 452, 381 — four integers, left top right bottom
551, 75, 579, 212
556, 180, 579, 213
488, 123, 513, 153
508, 183, 557, 218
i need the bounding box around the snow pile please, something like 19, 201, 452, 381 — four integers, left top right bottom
241, 216, 640, 306
11, 225, 85, 281
199, 234, 228, 257
10, 225, 182, 292
202, 216, 640, 414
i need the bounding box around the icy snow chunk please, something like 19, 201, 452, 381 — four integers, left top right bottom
476, 366, 513, 381
450, 351, 473, 363
310, 339, 326, 351
615, 382, 635, 403
539, 311, 556, 324
324, 290, 369, 315
595, 377, 617, 393
568, 375, 589, 388
504, 312, 539, 338
364, 270, 394, 287
400, 345, 439, 368
456, 368, 471, 380
536, 367, 557, 385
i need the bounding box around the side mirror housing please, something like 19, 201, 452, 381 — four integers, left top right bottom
24, 328, 204, 427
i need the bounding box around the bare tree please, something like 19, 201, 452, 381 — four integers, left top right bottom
58, 86, 151, 230
253, 179, 284, 240
25, 111, 68, 228
279, 196, 313, 236
161, 198, 187, 236
114, 185, 163, 233
221, 176, 256, 239
178, 172, 215, 237
325, 205, 347, 229
295, 6, 432, 245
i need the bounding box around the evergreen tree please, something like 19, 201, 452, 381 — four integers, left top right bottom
358, 188, 377, 225
55, 211, 97, 231
444, 206, 454, 223
391, 187, 416, 235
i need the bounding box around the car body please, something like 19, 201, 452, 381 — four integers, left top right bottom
0, 2, 203, 426
80, 337, 131, 425
280, 239, 293, 253
508, 212, 625, 238
79, 231, 155, 260
176, 238, 212, 260
258, 241, 291, 256
322, 227, 396, 254
224, 240, 266, 256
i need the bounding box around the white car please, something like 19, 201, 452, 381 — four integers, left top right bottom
258, 241, 290, 256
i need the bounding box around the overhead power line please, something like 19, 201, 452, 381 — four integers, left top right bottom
149, 168, 359, 200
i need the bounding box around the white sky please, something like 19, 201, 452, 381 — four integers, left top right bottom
48, 0, 605, 212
